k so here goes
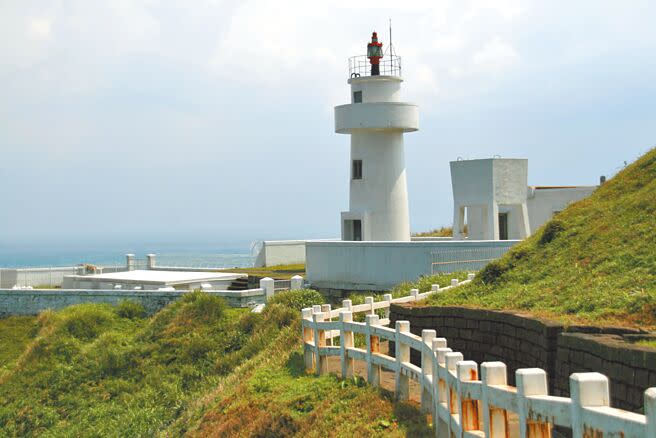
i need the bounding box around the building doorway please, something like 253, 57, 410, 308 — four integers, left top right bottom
498, 213, 508, 240
344, 219, 363, 241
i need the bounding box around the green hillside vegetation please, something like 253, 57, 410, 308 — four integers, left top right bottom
0, 288, 437, 437
412, 226, 453, 237
0, 316, 38, 377
419, 148, 656, 328
0, 291, 323, 436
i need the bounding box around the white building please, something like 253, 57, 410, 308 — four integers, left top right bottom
450, 158, 597, 240
336, 34, 418, 241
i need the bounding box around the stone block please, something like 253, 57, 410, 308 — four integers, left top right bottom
619, 365, 636, 386
635, 368, 650, 391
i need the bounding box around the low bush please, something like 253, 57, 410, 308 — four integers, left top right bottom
539, 219, 565, 245
115, 300, 146, 319
267, 289, 324, 311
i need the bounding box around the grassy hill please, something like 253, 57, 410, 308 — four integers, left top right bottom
0, 289, 435, 437
420, 147, 656, 328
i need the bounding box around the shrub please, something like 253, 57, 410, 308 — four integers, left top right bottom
478, 260, 510, 285
180, 292, 226, 322
267, 289, 323, 311
539, 219, 565, 245
238, 312, 262, 334
87, 332, 135, 377
182, 335, 215, 362
60, 305, 115, 340
115, 300, 146, 319
262, 304, 298, 328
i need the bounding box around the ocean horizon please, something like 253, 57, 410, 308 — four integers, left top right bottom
0, 243, 255, 269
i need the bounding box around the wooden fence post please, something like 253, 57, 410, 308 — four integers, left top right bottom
260, 277, 275, 300
451, 278, 459, 286
395, 320, 411, 400
445, 352, 464, 422
481, 362, 509, 438
457, 360, 481, 432
570, 372, 609, 438
431, 284, 440, 292
339, 311, 354, 379
312, 311, 326, 375
516, 368, 551, 438
383, 293, 392, 319
435, 347, 453, 438
321, 304, 332, 346
290, 274, 303, 290
366, 314, 381, 386
365, 296, 375, 315
421, 329, 437, 413
342, 299, 352, 312
301, 308, 315, 371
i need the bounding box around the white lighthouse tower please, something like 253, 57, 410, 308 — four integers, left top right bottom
335, 32, 418, 241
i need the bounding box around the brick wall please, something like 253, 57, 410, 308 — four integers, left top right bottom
390, 303, 654, 413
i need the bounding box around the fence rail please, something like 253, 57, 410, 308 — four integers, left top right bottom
301, 278, 656, 437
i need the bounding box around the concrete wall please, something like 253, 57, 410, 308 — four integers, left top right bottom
0, 267, 78, 288
527, 186, 596, 231
254, 240, 308, 267
0, 288, 266, 316
0, 266, 127, 288
306, 240, 518, 292
390, 304, 654, 413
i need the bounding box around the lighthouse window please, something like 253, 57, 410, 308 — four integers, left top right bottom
352, 160, 363, 180
353, 91, 362, 103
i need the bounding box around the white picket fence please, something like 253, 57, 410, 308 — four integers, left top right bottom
301, 277, 656, 437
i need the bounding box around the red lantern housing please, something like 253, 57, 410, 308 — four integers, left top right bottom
367, 32, 383, 75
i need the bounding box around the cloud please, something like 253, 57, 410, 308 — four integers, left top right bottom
470, 37, 519, 74
27, 17, 52, 40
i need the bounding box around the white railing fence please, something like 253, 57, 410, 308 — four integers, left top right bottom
301, 277, 656, 438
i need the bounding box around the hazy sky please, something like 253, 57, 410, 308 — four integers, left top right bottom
2, 0, 655, 248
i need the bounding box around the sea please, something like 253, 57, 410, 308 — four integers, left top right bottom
0, 242, 256, 269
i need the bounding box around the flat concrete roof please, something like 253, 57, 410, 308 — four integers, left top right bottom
70, 270, 246, 285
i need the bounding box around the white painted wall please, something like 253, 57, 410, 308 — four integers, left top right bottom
253, 240, 307, 267
306, 240, 518, 291
527, 186, 596, 231
335, 75, 418, 242
450, 158, 530, 241
450, 158, 595, 241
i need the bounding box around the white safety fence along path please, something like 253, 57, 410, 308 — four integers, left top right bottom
301, 276, 656, 438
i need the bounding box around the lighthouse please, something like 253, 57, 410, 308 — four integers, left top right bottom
335, 32, 419, 241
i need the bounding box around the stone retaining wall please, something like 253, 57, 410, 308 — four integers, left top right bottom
0, 288, 265, 316
390, 303, 654, 412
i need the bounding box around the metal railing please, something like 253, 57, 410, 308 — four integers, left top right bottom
348, 54, 402, 78
431, 246, 511, 274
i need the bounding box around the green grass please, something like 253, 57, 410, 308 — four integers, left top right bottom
637, 339, 656, 349
0, 316, 38, 375
166, 321, 431, 437
412, 226, 453, 237
0, 289, 435, 437
0, 293, 311, 436
418, 147, 656, 328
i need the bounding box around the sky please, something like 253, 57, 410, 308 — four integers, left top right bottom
1, 0, 655, 250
